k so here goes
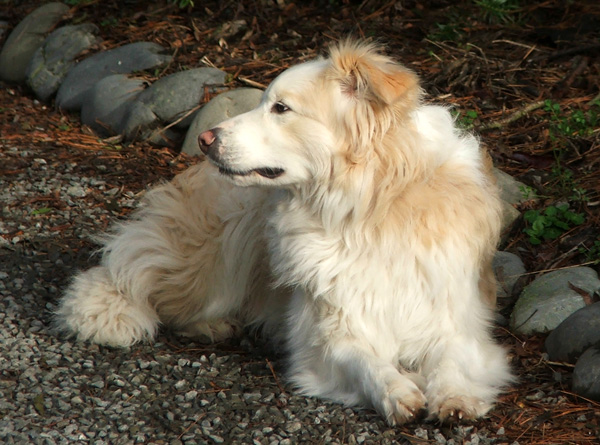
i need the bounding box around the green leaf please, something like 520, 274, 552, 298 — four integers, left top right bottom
544, 228, 563, 240
31, 207, 52, 215
570, 213, 585, 225
553, 220, 570, 231
532, 217, 547, 232
33, 393, 45, 415
523, 209, 539, 223
529, 236, 542, 245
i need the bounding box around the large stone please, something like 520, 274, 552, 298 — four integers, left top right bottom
493, 251, 526, 300
182, 88, 263, 155
119, 68, 227, 140
493, 168, 526, 237
0, 2, 70, 82
81, 75, 147, 137
493, 168, 529, 205
510, 267, 600, 335
56, 42, 172, 111
572, 344, 600, 402
26, 24, 101, 102
0, 20, 9, 41
545, 302, 600, 363
500, 200, 520, 238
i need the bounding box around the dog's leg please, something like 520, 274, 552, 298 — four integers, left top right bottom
424, 332, 512, 422
56, 265, 160, 346
56, 164, 270, 346
286, 293, 426, 426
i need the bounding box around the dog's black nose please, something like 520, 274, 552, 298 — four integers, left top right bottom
198, 128, 220, 155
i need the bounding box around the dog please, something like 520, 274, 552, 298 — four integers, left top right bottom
56, 40, 513, 425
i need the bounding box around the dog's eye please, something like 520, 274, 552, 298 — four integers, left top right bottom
271, 102, 290, 114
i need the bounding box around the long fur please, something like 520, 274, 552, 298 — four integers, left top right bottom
56, 40, 513, 424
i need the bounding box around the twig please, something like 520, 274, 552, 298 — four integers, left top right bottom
238, 76, 267, 89
529, 42, 600, 63
517, 261, 599, 277
545, 360, 575, 368
478, 100, 546, 131
266, 358, 286, 395
161, 104, 203, 132
177, 413, 206, 440
560, 390, 600, 407
588, 91, 600, 106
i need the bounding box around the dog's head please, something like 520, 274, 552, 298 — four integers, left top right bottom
198, 40, 421, 187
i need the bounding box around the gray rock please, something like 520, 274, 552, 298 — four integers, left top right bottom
545, 302, 600, 363
182, 88, 263, 155
81, 75, 148, 137
499, 200, 520, 240
25, 24, 101, 102
0, 2, 70, 82
119, 67, 227, 140
493, 251, 526, 300
572, 344, 600, 402
0, 20, 9, 41
56, 42, 172, 111
510, 267, 600, 335
493, 168, 528, 205
493, 168, 525, 237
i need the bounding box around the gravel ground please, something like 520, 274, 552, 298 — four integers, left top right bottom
0, 144, 512, 444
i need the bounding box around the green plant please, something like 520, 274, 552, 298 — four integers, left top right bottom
170, 0, 195, 9
428, 23, 463, 42
64, 0, 93, 5
544, 100, 599, 138
452, 109, 479, 130
523, 204, 585, 245
31, 207, 52, 215
579, 240, 600, 265
474, 0, 521, 23
100, 17, 118, 28
549, 163, 589, 203
519, 185, 540, 201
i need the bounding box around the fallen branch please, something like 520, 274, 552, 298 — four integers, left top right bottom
238, 76, 267, 89
478, 100, 546, 131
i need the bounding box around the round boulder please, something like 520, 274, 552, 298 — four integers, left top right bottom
545, 302, 600, 363
182, 88, 264, 155
0, 2, 70, 82
81, 75, 148, 137
572, 344, 600, 402
56, 42, 172, 111
119, 67, 227, 141
26, 24, 101, 102
493, 251, 526, 301
510, 267, 600, 335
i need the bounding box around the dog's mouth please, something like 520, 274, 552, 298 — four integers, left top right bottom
217, 165, 285, 179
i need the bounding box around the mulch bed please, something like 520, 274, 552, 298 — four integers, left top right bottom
1, 0, 599, 443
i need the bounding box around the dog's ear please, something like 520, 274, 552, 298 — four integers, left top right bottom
329, 40, 419, 107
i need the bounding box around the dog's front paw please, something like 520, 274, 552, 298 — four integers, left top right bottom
431, 395, 491, 423
376, 380, 427, 426
177, 318, 241, 342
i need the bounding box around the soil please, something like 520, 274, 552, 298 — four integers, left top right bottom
1, 0, 599, 443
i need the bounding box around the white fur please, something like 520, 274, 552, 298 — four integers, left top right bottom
56, 41, 513, 424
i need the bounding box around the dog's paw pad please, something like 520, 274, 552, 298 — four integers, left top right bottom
436, 396, 490, 423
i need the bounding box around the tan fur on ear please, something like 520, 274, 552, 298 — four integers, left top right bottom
366, 63, 419, 106
328, 40, 421, 107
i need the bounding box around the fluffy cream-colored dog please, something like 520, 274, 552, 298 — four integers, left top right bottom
57, 40, 513, 424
